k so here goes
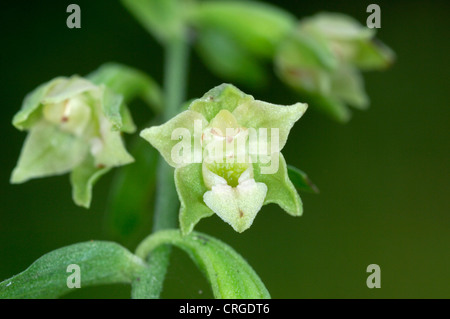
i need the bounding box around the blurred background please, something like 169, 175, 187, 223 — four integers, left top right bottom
0, 0, 448, 298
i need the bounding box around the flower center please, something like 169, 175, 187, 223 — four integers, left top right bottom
205, 162, 249, 188
42, 95, 91, 136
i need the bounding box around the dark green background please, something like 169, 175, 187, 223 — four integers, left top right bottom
0, 0, 448, 298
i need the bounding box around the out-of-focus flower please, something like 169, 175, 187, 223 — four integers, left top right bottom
11, 75, 135, 207
141, 84, 307, 234
275, 12, 395, 121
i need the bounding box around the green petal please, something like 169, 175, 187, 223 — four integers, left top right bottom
140, 110, 207, 168
92, 118, 134, 168
232, 99, 307, 152
11, 121, 89, 183
70, 155, 111, 208
12, 78, 64, 130
175, 163, 214, 235
253, 153, 302, 216
189, 84, 253, 122
41, 76, 99, 105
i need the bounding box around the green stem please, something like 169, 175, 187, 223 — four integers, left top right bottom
152, 36, 190, 232
133, 36, 189, 299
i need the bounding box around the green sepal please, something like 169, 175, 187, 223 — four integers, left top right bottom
10, 121, 89, 184
0, 241, 146, 299
140, 110, 207, 168
135, 230, 271, 299
70, 155, 111, 208
175, 163, 214, 235
232, 99, 308, 151
253, 153, 302, 216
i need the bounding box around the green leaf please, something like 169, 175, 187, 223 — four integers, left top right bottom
105, 136, 159, 244
287, 165, 319, 194
70, 155, 111, 208
135, 230, 271, 299
0, 241, 146, 299
191, 0, 295, 58
10, 121, 89, 184
175, 163, 214, 235
253, 153, 302, 216
196, 28, 268, 88
87, 62, 163, 113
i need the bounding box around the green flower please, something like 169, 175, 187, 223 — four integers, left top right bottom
275, 12, 395, 121
11, 75, 135, 207
141, 84, 307, 234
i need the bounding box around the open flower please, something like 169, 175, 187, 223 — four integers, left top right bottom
275, 12, 395, 121
141, 84, 307, 234
11, 75, 135, 207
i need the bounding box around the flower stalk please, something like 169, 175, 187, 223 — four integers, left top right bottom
137, 35, 190, 299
